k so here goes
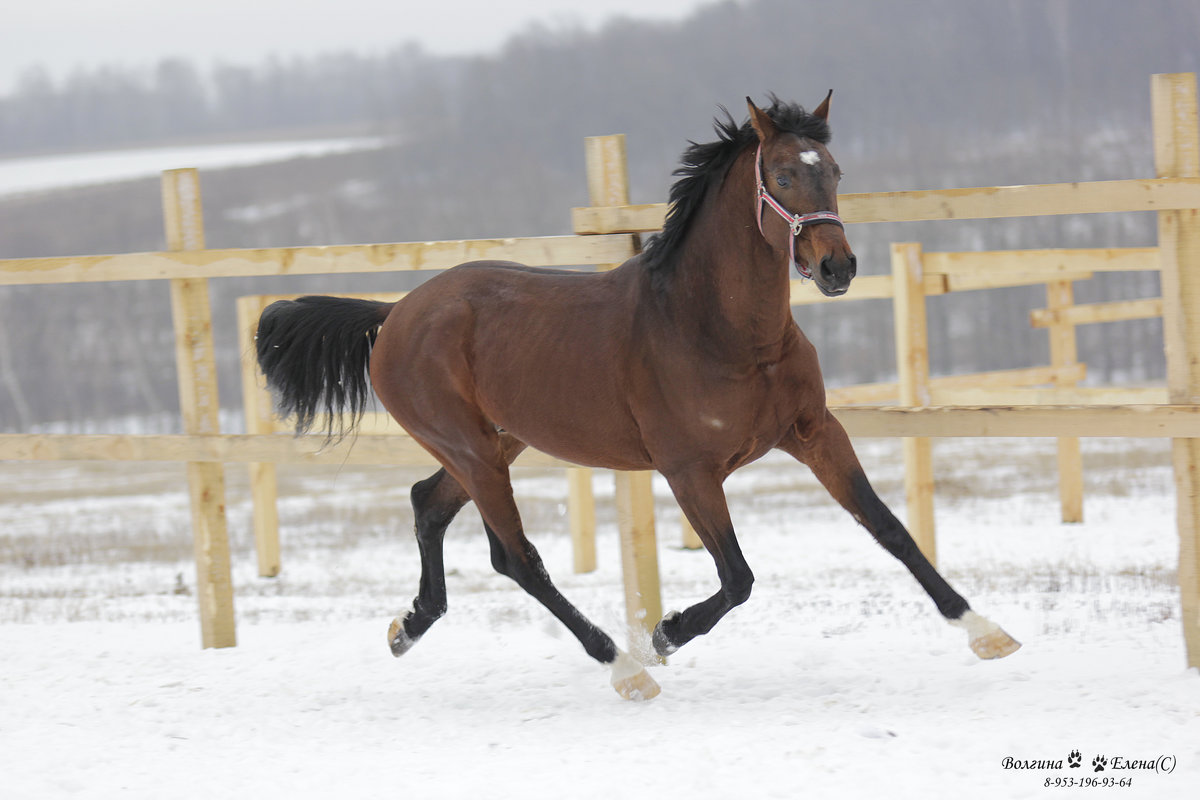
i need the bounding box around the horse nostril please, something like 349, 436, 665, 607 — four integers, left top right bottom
820, 254, 856, 284
819, 255, 843, 284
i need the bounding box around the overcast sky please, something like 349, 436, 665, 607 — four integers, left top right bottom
3, 0, 723, 93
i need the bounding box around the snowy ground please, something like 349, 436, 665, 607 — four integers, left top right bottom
1, 437, 1197, 799
0, 136, 388, 199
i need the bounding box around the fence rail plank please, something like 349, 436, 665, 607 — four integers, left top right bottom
826, 364, 1086, 405
6, 404, 1200, 465
1030, 298, 1164, 328
0, 433, 577, 466
926, 247, 1160, 276
571, 178, 1200, 234
0, 234, 639, 286
833, 404, 1200, 438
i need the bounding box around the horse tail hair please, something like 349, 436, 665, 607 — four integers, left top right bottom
255, 295, 394, 440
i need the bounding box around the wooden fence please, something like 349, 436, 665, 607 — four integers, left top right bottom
813, 242, 1164, 565
0, 73, 1198, 668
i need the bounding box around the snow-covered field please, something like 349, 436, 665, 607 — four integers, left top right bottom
0, 136, 388, 199
1, 437, 1197, 799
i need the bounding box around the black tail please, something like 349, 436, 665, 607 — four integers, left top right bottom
255, 296, 394, 440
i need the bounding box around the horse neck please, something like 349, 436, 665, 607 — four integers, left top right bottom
667, 149, 794, 358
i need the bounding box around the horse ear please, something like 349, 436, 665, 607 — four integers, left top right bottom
813, 89, 833, 122
746, 97, 777, 141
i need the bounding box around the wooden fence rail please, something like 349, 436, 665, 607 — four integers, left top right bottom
572, 178, 1200, 234
0, 73, 1197, 668
1, 235, 638, 285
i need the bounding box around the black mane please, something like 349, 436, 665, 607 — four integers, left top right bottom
643, 96, 831, 273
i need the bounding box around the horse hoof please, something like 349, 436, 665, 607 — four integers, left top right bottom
387, 616, 415, 658
613, 669, 661, 702
610, 650, 661, 701
652, 611, 681, 657
970, 628, 1022, 660
952, 610, 1021, 660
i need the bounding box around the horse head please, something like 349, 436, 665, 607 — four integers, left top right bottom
748, 92, 857, 297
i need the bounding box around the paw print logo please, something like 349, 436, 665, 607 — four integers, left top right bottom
1092, 755, 1108, 773
1068, 750, 1082, 768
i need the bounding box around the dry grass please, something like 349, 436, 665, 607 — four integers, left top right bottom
0, 436, 1181, 634
0, 437, 1174, 571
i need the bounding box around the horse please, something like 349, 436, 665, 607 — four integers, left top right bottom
255, 93, 1020, 701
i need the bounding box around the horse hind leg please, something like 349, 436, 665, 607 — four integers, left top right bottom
469, 476, 659, 700
398, 428, 660, 700
387, 467, 470, 657
388, 432, 525, 656
781, 410, 1020, 660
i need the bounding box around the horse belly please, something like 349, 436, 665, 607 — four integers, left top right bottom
639, 354, 823, 475
473, 340, 652, 470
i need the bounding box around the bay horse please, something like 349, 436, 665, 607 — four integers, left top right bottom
256, 93, 1020, 700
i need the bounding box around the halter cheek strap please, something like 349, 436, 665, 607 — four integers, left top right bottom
754, 144, 844, 279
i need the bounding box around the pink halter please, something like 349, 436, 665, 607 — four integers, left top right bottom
754, 144, 844, 279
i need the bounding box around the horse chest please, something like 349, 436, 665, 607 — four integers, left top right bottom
689, 359, 814, 446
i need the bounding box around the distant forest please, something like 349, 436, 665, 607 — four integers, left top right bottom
1, 0, 1198, 430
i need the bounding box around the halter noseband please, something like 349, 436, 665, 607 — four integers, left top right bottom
754, 144, 844, 280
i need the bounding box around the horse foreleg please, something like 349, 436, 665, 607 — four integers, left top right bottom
779, 410, 1020, 660
651, 468, 754, 658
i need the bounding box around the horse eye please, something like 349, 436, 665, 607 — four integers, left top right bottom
775, 175, 790, 188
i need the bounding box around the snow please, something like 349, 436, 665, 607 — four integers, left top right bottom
0, 136, 388, 199
1, 437, 1198, 798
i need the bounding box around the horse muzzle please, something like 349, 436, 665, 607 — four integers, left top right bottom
812, 252, 857, 297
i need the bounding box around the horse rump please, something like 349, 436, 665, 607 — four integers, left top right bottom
255, 295, 393, 439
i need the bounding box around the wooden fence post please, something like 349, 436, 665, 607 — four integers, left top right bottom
1046, 280, 1085, 522
567, 469, 597, 573
162, 168, 236, 648
583, 134, 663, 639
891, 242, 937, 565
236, 295, 281, 577
1153, 72, 1200, 669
